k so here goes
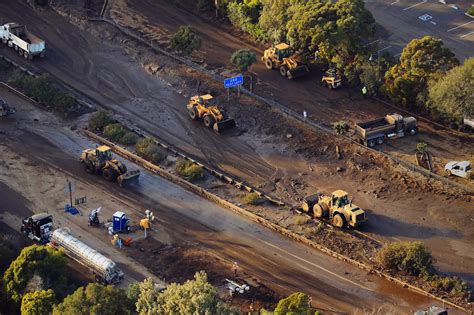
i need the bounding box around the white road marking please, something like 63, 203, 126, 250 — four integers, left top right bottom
394, 52, 402, 57
390, 0, 400, 5
260, 239, 372, 291
364, 39, 380, 47
403, 0, 427, 11
447, 21, 474, 32
418, 14, 432, 21
377, 45, 393, 53
460, 31, 474, 38
430, 21, 437, 25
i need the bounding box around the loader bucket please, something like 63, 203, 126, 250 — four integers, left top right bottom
117, 170, 140, 188
213, 118, 236, 133
287, 65, 309, 80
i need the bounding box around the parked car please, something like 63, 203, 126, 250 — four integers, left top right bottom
444, 161, 472, 179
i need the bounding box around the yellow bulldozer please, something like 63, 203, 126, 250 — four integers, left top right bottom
301, 190, 366, 228
187, 94, 236, 133
320, 69, 342, 89
80, 146, 140, 187
261, 43, 309, 79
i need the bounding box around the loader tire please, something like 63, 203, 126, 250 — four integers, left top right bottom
103, 168, 118, 182
313, 203, 328, 218
189, 106, 198, 120
85, 161, 95, 174
332, 214, 345, 228
203, 115, 215, 128
265, 59, 273, 70
279, 66, 288, 77
367, 139, 376, 148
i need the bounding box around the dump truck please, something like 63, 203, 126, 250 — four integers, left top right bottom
1, 23, 46, 60
80, 145, 140, 187
261, 43, 309, 79
50, 228, 124, 284
301, 190, 367, 228
0, 99, 15, 117
355, 113, 417, 147
187, 94, 236, 133
320, 69, 342, 89
21, 212, 53, 244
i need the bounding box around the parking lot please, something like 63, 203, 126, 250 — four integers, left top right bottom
366, 0, 474, 60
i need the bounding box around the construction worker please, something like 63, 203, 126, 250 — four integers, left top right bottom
362, 86, 368, 98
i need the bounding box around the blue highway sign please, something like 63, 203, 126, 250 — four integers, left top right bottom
224, 75, 244, 89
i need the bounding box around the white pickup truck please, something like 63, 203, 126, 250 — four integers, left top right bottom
0, 23, 45, 60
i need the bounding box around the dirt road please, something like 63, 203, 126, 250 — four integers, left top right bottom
0, 0, 472, 290
0, 86, 449, 313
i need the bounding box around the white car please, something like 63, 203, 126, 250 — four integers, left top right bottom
444, 161, 472, 179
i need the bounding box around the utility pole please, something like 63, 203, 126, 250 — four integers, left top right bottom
67, 179, 73, 206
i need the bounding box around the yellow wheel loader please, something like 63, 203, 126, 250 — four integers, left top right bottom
261, 43, 309, 80
187, 94, 236, 133
320, 69, 342, 89
301, 190, 366, 228
80, 146, 140, 187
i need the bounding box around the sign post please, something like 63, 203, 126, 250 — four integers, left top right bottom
224, 75, 244, 101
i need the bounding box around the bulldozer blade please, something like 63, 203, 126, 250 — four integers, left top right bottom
287, 66, 309, 79
213, 118, 236, 133
117, 170, 140, 188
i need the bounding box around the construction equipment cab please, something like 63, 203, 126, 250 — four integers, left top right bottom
187, 95, 236, 133
80, 146, 140, 187
262, 43, 309, 79
321, 69, 342, 89
301, 190, 367, 228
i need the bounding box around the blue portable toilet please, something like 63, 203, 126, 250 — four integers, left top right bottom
113, 211, 129, 233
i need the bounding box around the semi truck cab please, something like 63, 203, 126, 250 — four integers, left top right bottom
21, 213, 53, 244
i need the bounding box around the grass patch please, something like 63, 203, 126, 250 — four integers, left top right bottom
8, 72, 77, 117
135, 137, 166, 164
176, 159, 204, 181
424, 274, 471, 300
467, 6, 474, 16
242, 192, 260, 205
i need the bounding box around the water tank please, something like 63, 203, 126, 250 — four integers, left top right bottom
51, 229, 123, 283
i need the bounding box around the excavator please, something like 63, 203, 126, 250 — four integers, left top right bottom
261, 43, 309, 79
80, 145, 140, 187
187, 94, 236, 133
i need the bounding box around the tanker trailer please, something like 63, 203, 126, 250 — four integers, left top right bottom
50, 228, 124, 284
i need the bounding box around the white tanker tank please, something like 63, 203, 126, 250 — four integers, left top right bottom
50, 228, 124, 284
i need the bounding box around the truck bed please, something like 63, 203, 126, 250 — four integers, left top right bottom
356, 117, 390, 130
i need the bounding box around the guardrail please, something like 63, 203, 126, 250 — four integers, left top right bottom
86, 18, 473, 195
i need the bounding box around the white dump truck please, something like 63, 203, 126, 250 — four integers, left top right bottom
0, 23, 46, 60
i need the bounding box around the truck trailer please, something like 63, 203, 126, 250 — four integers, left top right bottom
20, 214, 124, 284
1, 23, 46, 60
355, 113, 417, 147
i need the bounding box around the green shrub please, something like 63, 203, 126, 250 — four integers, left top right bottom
242, 192, 260, 205
293, 215, 308, 225
103, 123, 126, 142
467, 6, 474, 16
376, 241, 433, 276
170, 26, 201, 56
424, 274, 471, 300
120, 132, 139, 145
333, 121, 349, 135
230, 49, 257, 73
21, 289, 56, 315
176, 159, 204, 181
135, 137, 165, 164
274, 292, 310, 315
88, 111, 113, 131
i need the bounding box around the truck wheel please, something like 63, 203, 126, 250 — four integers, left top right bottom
103, 168, 118, 181
377, 137, 384, 145
23, 51, 29, 59
409, 128, 417, 135
265, 59, 273, 70
445, 169, 451, 176
367, 139, 376, 148
332, 214, 345, 228
203, 115, 215, 128
1, 38, 6, 44
279, 66, 288, 77
188, 106, 198, 120
85, 161, 95, 174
